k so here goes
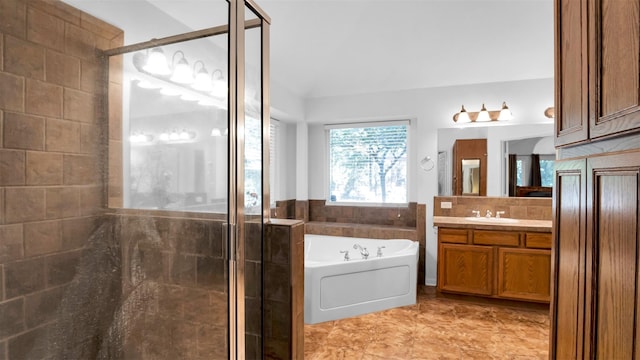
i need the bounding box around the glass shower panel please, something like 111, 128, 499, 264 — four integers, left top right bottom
104, 2, 231, 357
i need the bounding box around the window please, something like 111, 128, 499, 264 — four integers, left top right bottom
327, 121, 409, 204
539, 159, 554, 187
269, 119, 279, 206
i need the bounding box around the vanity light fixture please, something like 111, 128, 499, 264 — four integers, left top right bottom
544, 106, 555, 118
170, 51, 194, 84
454, 105, 471, 123
143, 47, 171, 75
192, 61, 213, 92
476, 103, 491, 122
453, 102, 514, 123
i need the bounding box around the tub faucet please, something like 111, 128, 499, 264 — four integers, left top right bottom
471, 210, 480, 217
377, 246, 386, 257
353, 244, 369, 259
496, 211, 506, 218
340, 250, 350, 261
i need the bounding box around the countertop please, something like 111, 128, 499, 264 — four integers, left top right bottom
433, 216, 552, 232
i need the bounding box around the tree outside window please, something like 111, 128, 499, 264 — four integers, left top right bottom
328, 122, 408, 204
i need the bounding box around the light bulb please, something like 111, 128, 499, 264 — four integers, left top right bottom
455, 105, 471, 123
192, 70, 213, 92
211, 128, 222, 137
179, 130, 190, 140
498, 101, 513, 121
476, 103, 491, 122
143, 48, 171, 75
159, 132, 169, 141
170, 58, 193, 84
169, 131, 180, 140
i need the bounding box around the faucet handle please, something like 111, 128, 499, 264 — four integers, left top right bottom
471, 210, 480, 217
377, 246, 386, 257
339, 250, 350, 261
496, 211, 506, 218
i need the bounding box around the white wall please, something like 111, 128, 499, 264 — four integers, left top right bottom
302, 78, 554, 285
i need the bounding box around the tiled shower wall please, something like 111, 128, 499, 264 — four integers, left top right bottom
0, 0, 122, 358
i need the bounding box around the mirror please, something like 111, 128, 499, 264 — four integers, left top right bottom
437, 122, 554, 197
461, 159, 481, 195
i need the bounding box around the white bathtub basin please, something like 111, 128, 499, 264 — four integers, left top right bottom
463, 217, 520, 224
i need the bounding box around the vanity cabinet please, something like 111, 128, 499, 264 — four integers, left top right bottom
437, 227, 551, 303
556, 0, 640, 147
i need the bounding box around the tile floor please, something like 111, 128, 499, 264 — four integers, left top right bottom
304, 286, 549, 360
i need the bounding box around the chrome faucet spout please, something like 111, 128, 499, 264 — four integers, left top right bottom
485, 210, 493, 218
353, 244, 369, 259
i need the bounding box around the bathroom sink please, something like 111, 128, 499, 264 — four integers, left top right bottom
463, 217, 520, 224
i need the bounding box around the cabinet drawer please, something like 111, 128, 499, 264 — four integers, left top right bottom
473, 230, 520, 247
525, 232, 552, 249
438, 228, 469, 244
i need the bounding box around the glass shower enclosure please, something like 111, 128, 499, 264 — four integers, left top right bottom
103, 1, 271, 358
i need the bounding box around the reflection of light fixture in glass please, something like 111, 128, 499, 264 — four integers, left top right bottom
136, 79, 160, 89
169, 130, 180, 140
170, 51, 193, 84
210, 127, 228, 137
179, 129, 190, 140
143, 47, 171, 75
129, 132, 153, 143
453, 105, 471, 123
192, 61, 213, 92
498, 101, 513, 120
159, 132, 170, 141
476, 103, 491, 122
544, 106, 555, 118
210, 69, 227, 98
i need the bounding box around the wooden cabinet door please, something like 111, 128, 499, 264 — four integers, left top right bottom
586, 151, 640, 359
551, 159, 587, 360
437, 243, 493, 296
589, 0, 640, 140
555, 0, 589, 146
497, 248, 550, 302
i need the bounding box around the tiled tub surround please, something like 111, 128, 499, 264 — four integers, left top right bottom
276, 200, 427, 284
0, 0, 123, 358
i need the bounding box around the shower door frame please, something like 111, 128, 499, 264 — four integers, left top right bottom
103, 0, 271, 358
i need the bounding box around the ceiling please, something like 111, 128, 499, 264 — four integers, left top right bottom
64, 0, 554, 99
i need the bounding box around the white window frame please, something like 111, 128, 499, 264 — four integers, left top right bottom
324, 119, 412, 207
269, 118, 280, 207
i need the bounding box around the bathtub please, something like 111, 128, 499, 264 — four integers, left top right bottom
304, 234, 419, 324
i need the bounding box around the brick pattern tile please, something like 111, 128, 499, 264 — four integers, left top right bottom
3, 112, 45, 150
26, 6, 65, 50
4, 35, 44, 79
25, 79, 63, 118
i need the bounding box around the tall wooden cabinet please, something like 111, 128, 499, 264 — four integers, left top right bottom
552, 0, 640, 358
556, 0, 640, 147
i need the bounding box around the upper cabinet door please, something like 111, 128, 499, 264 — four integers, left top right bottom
556, 0, 589, 147
589, 0, 640, 140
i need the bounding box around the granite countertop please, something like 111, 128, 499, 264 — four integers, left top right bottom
433, 216, 552, 232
